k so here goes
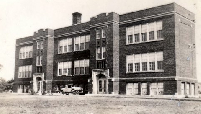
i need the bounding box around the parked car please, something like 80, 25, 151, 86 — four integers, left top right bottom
61, 85, 83, 95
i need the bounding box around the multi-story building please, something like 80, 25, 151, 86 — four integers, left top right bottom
13, 3, 198, 97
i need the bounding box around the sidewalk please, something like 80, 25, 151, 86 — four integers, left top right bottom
85, 94, 201, 101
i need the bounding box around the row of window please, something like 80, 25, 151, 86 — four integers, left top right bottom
126, 82, 164, 95
19, 46, 33, 59
126, 52, 163, 73
58, 59, 89, 76
58, 35, 90, 54
18, 65, 32, 78
126, 21, 163, 44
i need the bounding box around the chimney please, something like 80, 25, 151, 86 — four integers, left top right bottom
72, 12, 82, 25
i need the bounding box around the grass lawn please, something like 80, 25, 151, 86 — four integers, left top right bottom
0, 93, 201, 114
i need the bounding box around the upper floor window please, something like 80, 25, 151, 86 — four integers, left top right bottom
18, 65, 32, 78
126, 52, 163, 73
74, 35, 90, 52
37, 41, 43, 49
156, 21, 163, 39
102, 29, 106, 38
58, 61, 72, 76
74, 59, 89, 75
96, 29, 101, 39
58, 38, 72, 54
19, 46, 33, 59
126, 20, 163, 45
36, 56, 42, 66
96, 47, 106, 60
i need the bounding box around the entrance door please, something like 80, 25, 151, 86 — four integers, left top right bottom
126, 83, 133, 95
98, 79, 106, 94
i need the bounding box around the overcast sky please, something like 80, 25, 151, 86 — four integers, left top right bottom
0, 0, 201, 81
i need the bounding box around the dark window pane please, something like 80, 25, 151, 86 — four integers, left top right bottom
128, 35, 133, 44
64, 46, 67, 53
149, 62, 155, 70
157, 30, 162, 39
68, 45, 72, 52
80, 67, 84, 74
149, 31, 154, 40
142, 62, 147, 71
128, 63, 133, 72
85, 42, 89, 50
141, 33, 147, 42
134, 34, 139, 42
157, 61, 163, 70
75, 67, 80, 75
75, 44, 79, 51
68, 68, 72, 75
135, 63, 140, 71
80, 43, 85, 50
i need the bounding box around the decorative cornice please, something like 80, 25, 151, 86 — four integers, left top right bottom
54, 29, 90, 38
16, 41, 33, 46
119, 11, 175, 25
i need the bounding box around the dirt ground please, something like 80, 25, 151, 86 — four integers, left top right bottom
0, 93, 201, 114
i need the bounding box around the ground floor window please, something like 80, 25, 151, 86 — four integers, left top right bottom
17, 85, 30, 93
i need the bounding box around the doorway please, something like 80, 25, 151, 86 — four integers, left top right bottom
98, 78, 106, 94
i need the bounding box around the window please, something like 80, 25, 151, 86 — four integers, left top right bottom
134, 26, 140, 43
18, 65, 32, 78
142, 62, 147, 71
74, 37, 80, 51
37, 41, 43, 49
135, 63, 140, 71
80, 36, 85, 50
19, 46, 33, 59
36, 56, 42, 66
96, 29, 101, 39
68, 38, 72, 52
96, 47, 106, 60
141, 24, 147, 42
128, 63, 133, 72
96, 47, 101, 59
157, 61, 163, 70
102, 47, 106, 59
134, 34, 140, 42
149, 31, 154, 40
149, 53, 155, 70
157, 52, 163, 70
126, 21, 163, 44
102, 29, 106, 38
126, 55, 133, 72
149, 22, 155, 40
128, 35, 133, 44
126, 52, 163, 73
156, 21, 163, 39
149, 62, 155, 70
141, 54, 148, 71
74, 59, 89, 75
58, 38, 72, 54
73, 35, 90, 52
134, 54, 140, 71
58, 61, 72, 76
85, 35, 90, 50
127, 27, 133, 44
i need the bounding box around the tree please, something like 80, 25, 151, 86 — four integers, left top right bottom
0, 77, 7, 92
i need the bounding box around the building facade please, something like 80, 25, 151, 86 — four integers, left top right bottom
13, 3, 198, 97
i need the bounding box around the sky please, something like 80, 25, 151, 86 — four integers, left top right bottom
0, 0, 201, 81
